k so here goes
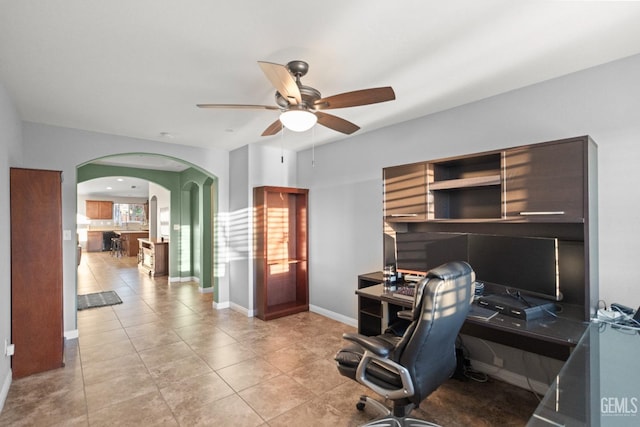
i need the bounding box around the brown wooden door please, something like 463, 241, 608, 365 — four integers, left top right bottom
11, 168, 64, 378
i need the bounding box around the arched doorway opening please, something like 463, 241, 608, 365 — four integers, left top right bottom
76, 153, 219, 300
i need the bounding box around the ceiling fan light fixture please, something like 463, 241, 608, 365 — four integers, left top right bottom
279, 109, 317, 132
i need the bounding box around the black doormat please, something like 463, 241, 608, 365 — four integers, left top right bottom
77, 291, 122, 310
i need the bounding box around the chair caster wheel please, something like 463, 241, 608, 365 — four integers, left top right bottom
356, 402, 365, 411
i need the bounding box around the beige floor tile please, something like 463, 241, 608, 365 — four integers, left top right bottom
217, 357, 283, 392
239, 374, 315, 421
262, 344, 320, 373
159, 371, 234, 413
182, 329, 238, 353
129, 328, 182, 351
0, 252, 538, 427
148, 354, 213, 388
84, 370, 157, 413
289, 358, 349, 395
124, 320, 171, 338
196, 341, 257, 370
79, 338, 137, 364
117, 311, 162, 328
138, 340, 197, 368
175, 394, 264, 427
268, 395, 348, 427
88, 391, 177, 427
0, 385, 87, 427
78, 327, 129, 349
81, 352, 147, 386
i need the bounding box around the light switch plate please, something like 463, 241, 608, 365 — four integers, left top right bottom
63, 230, 72, 241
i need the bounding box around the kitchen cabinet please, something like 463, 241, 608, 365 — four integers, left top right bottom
86, 200, 113, 219
10, 168, 64, 378
138, 238, 169, 276
254, 186, 309, 320
117, 231, 149, 257
86, 231, 104, 252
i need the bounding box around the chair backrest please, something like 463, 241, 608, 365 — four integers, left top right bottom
395, 261, 475, 403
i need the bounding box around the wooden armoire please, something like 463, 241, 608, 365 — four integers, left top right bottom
254, 186, 309, 320
10, 167, 64, 378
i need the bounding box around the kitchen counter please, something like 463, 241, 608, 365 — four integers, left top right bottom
114, 231, 149, 257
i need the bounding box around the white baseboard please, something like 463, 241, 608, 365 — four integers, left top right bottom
310, 304, 357, 328
229, 302, 256, 317
471, 359, 550, 395
64, 329, 79, 340
0, 368, 11, 413
212, 300, 230, 310
169, 276, 199, 283
199, 286, 213, 294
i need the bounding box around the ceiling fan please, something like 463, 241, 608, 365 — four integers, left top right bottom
197, 60, 396, 136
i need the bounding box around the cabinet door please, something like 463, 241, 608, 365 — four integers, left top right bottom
504, 140, 584, 221
86, 200, 113, 219
99, 201, 113, 219
86, 200, 100, 219
86, 231, 104, 252
383, 163, 427, 221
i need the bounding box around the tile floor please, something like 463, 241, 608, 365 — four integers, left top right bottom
0, 252, 538, 426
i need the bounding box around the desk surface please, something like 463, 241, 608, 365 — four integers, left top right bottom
528, 321, 640, 426
357, 283, 588, 359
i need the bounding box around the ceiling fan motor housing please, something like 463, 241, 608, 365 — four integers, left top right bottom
275, 85, 321, 110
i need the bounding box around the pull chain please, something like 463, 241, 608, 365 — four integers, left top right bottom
280, 126, 284, 163
311, 126, 316, 167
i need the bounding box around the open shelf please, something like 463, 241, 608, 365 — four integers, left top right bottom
429, 174, 501, 190
254, 186, 309, 321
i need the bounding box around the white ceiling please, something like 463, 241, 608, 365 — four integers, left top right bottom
2, 1, 640, 155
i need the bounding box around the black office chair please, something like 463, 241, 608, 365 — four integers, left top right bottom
335, 261, 475, 426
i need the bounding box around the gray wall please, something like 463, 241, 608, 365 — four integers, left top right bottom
298, 53, 640, 385
228, 145, 250, 311
0, 83, 23, 409
228, 144, 297, 313
299, 52, 640, 321
3, 50, 640, 399
20, 122, 231, 334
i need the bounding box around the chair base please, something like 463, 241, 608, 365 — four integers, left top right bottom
357, 395, 441, 427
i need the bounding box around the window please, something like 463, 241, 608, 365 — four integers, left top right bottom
113, 203, 146, 226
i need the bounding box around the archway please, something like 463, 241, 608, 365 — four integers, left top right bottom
76, 153, 219, 297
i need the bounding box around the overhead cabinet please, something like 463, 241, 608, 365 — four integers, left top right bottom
383, 136, 592, 223
254, 186, 309, 320
504, 138, 585, 222
86, 200, 113, 219
383, 163, 427, 221
383, 135, 598, 321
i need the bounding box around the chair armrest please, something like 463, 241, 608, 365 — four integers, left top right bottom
342, 333, 395, 358
397, 310, 413, 320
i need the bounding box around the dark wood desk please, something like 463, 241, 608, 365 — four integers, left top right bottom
357, 273, 588, 360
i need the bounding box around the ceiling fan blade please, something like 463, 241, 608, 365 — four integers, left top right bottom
314, 87, 395, 110
258, 61, 302, 105
315, 111, 360, 135
197, 103, 279, 110
261, 119, 283, 136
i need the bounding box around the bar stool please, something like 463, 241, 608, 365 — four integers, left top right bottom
111, 237, 123, 258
